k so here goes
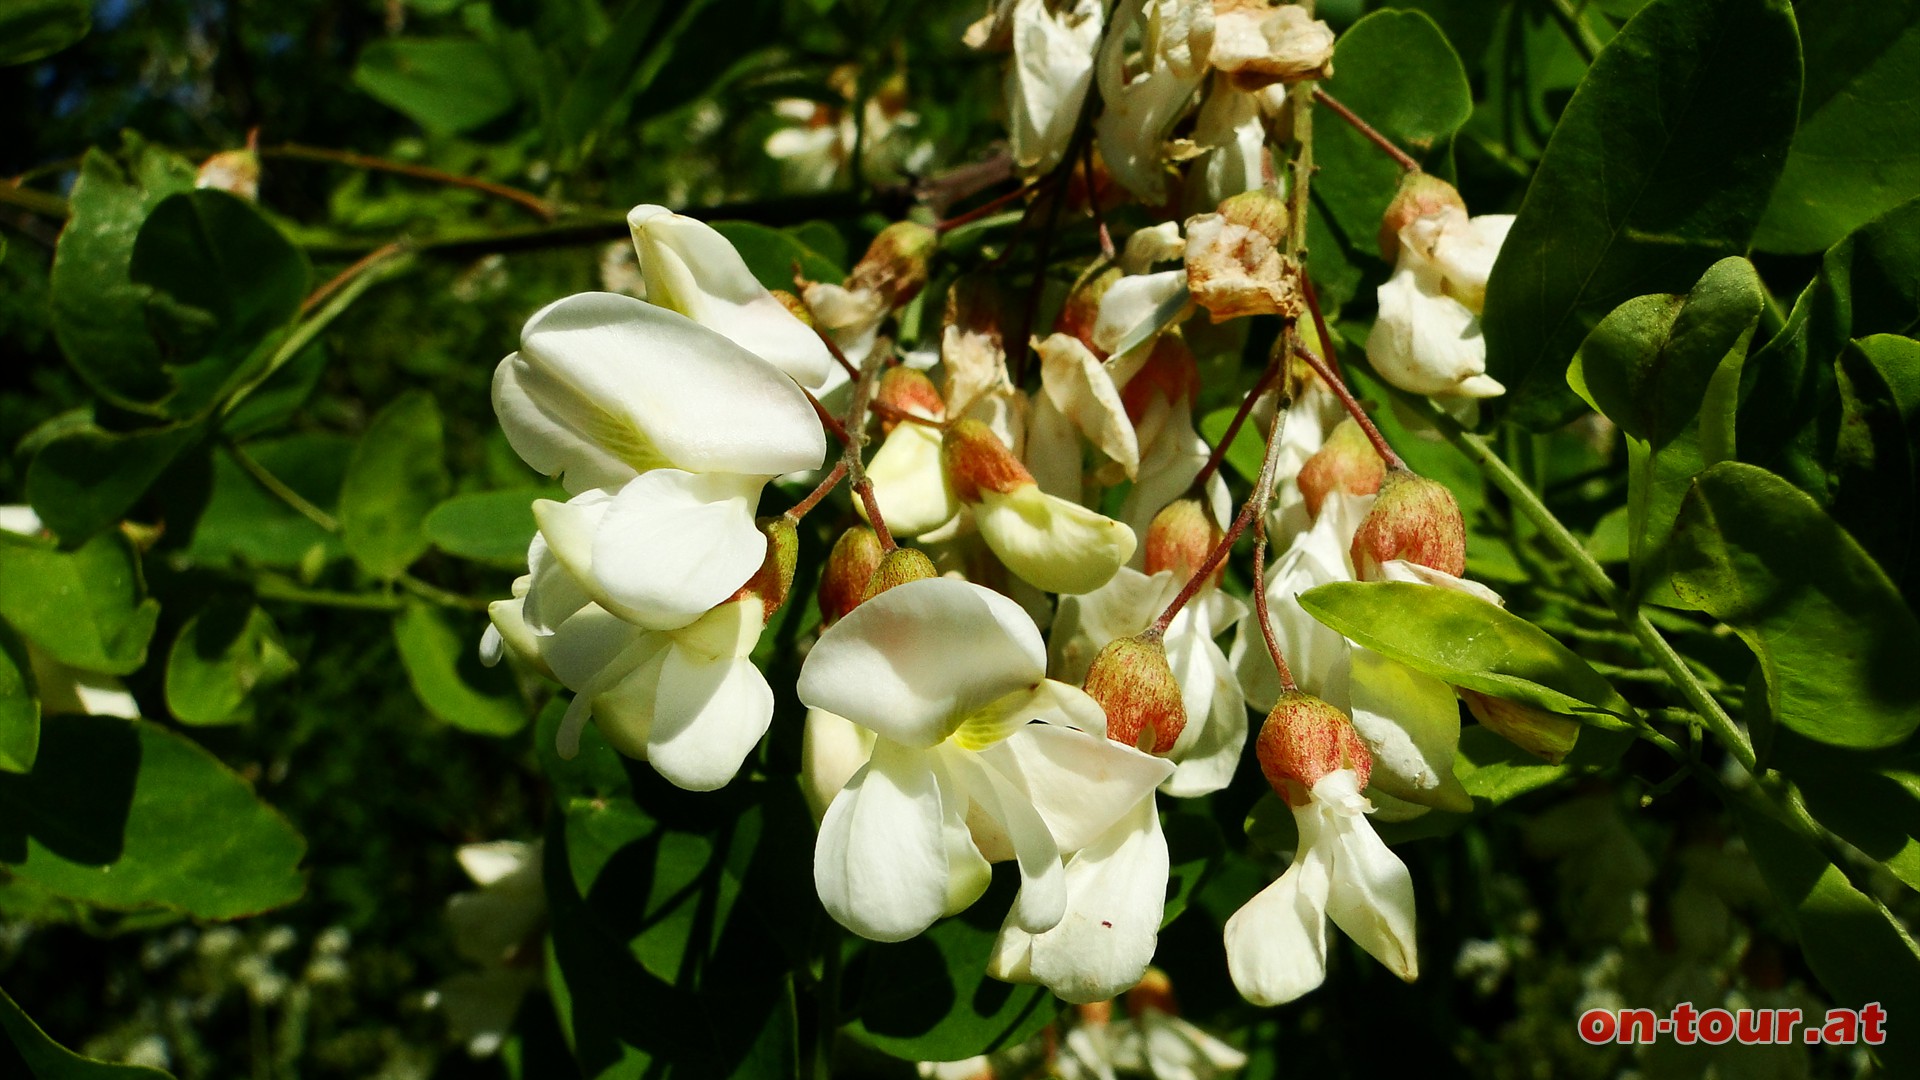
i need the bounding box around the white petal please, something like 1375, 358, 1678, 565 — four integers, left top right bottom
815, 740, 955, 941
1047, 567, 1173, 686
1365, 265, 1499, 400
1037, 334, 1140, 476
521, 531, 592, 635
991, 795, 1168, 1003
1315, 771, 1420, 982
500, 292, 826, 489
541, 603, 658, 694
1023, 394, 1085, 501
646, 651, 773, 791
976, 485, 1136, 594
1376, 559, 1506, 606
1161, 625, 1247, 798
1093, 270, 1189, 356
802, 708, 876, 823
627, 207, 834, 386
797, 578, 1048, 748
955, 751, 1067, 933
591, 470, 769, 630
978, 723, 1174, 854
1008, 0, 1103, 172
1224, 840, 1333, 1007
864, 423, 960, 537
585, 645, 671, 759
1347, 648, 1471, 812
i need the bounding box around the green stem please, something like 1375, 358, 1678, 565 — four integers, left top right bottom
222, 246, 418, 419
254, 578, 404, 612
227, 441, 339, 532
1408, 396, 1759, 772
1544, 0, 1605, 65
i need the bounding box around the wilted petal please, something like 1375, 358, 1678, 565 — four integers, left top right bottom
816, 739, 956, 941
1037, 334, 1140, 476
591, 470, 769, 630
1091, 270, 1189, 356
497, 292, 827, 490
798, 578, 1048, 747
991, 795, 1168, 1003
975, 484, 1136, 595
627, 205, 835, 386
648, 650, 774, 791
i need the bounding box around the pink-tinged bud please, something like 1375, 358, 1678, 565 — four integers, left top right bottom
1125, 969, 1179, 1018
847, 221, 937, 310
1349, 469, 1466, 579
731, 516, 799, 618
1297, 419, 1386, 519
875, 366, 946, 432
772, 289, 817, 328
1144, 497, 1221, 582
196, 147, 261, 201
1377, 172, 1467, 264
1460, 689, 1582, 765
942, 418, 1036, 502
1082, 634, 1187, 755
1056, 267, 1121, 356
862, 546, 938, 601
819, 526, 885, 625
1219, 188, 1290, 246
1257, 692, 1371, 807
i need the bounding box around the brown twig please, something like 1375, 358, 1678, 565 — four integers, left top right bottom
936, 179, 1042, 234
803, 387, 853, 445
1294, 345, 1404, 470
787, 461, 849, 521
1311, 88, 1422, 173
301, 240, 408, 315
1251, 489, 1298, 693
262, 143, 557, 220
1192, 360, 1280, 491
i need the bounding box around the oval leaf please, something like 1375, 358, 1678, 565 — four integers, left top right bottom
392, 602, 527, 736
1482, 0, 1802, 424
423, 489, 543, 566
1298, 580, 1633, 721
1668, 462, 1920, 748
0, 532, 160, 677
352, 38, 518, 135
340, 391, 449, 579
164, 597, 297, 726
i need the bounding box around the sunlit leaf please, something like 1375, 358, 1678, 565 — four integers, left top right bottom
340, 391, 449, 579
392, 602, 526, 737
0, 623, 37, 774
164, 596, 297, 726
0, 532, 159, 678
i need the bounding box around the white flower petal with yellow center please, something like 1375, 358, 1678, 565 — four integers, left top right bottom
627, 204, 835, 386
494, 291, 827, 494
1224, 768, 1417, 1006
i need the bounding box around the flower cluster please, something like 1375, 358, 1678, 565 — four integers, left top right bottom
485, 0, 1554, 1037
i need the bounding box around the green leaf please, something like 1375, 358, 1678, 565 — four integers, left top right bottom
1738, 195, 1920, 509
0, 623, 38, 774
25, 419, 207, 544
1572, 257, 1763, 448
48, 140, 197, 410
1298, 580, 1634, 721
0, 714, 306, 919
849, 868, 1060, 1062
0, 532, 160, 677
424, 489, 543, 566
552, 0, 699, 152
340, 390, 449, 579
0, 0, 90, 66
1731, 795, 1920, 1077
1791, 753, 1920, 894
1161, 805, 1223, 928
1668, 462, 1920, 749
1481, 0, 1802, 425
1831, 335, 1920, 597
1314, 10, 1472, 256
164, 597, 297, 726
1755, 1, 1920, 252
187, 436, 349, 570
709, 220, 845, 291
392, 602, 527, 737
0, 985, 173, 1078
353, 38, 519, 135
1197, 406, 1266, 483
127, 189, 309, 418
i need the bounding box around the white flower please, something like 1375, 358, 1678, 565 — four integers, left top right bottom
798, 578, 1172, 948
1365, 207, 1515, 402
436, 840, 546, 1057
1232, 493, 1470, 813
1008, 0, 1105, 173
1110, 1011, 1247, 1080
1095, 0, 1216, 202
946, 420, 1138, 595
1224, 768, 1417, 1006
1050, 568, 1247, 797
627, 205, 836, 386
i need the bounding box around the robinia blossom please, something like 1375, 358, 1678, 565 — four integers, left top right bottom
797, 577, 1173, 1002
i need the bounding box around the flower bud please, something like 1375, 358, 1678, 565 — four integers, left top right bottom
1218, 188, 1290, 247
942, 417, 1037, 502
731, 516, 799, 618
1125, 968, 1179, 1018
1460, 689, 1581, 765
1377, 173, 1467, 265
862, 546, 938, 601
1256, 691, 1372, 806
1144, 497, 1221, 582
1082, 634, 1187, 755
196, 146, 261, 202
1211, 1, 1336, 90
847, 221, 937, 310
819, 526, 885, 625
875, 366, 946, 431
1296, 419, 1385, 520
1349, 470, 1466, 580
